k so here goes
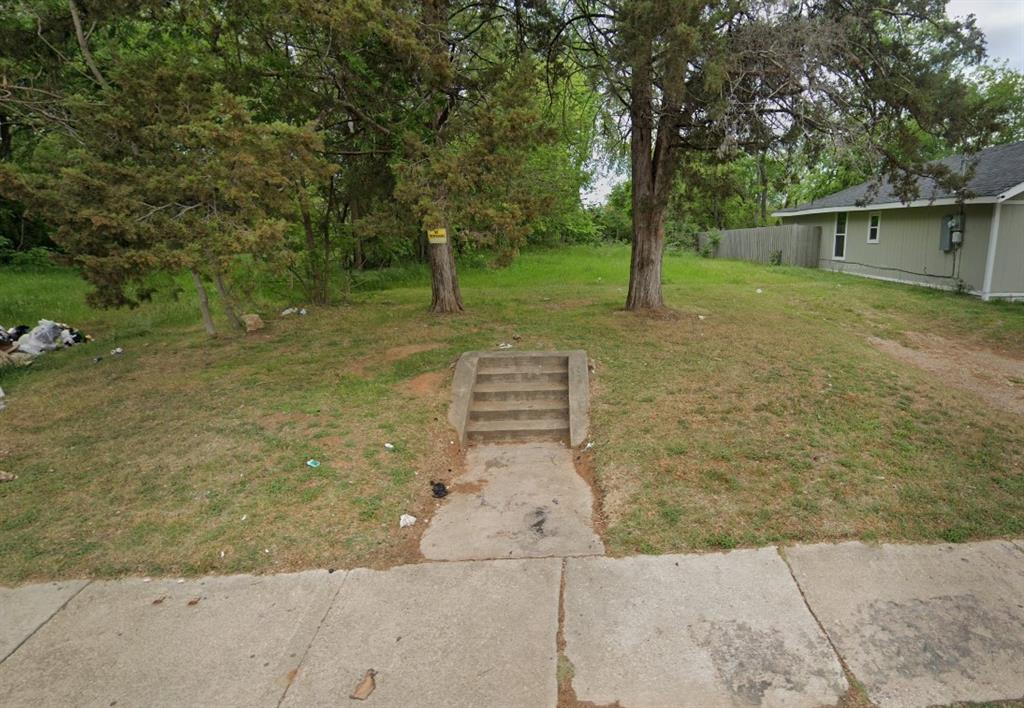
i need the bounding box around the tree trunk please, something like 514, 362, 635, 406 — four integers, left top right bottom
298, 188, 326, 304
757, 151, 768, 225
191, 271, 217, 337
626, 202, 666, 310
320, 176, 335, 303
0, 114, 11, 161
625, 43, 668, 311
212, 271, 244, 330
428, 236, 463, 313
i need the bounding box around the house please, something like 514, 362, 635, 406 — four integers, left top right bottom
773, 141, 1024, 301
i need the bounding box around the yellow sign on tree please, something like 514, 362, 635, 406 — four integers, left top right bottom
427, 227, 447, 244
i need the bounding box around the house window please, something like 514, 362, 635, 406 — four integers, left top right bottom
833, 212, 847, 259
867, 212, 880, 243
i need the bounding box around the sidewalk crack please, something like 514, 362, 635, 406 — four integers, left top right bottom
0, 579, 92, 666
275, 573, 350, 708
776, 546, 875, 708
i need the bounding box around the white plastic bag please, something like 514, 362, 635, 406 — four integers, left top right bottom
15, 320, 63, 356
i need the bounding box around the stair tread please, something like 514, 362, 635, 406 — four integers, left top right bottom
476, 364, 568, 375
473, 381, 568, 393
466, 418, 570, 432
470, 400, 569, 412
477, 355, 568, 368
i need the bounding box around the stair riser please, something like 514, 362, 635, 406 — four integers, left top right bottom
475, 371, 568, 385
466, 428, 569, 443
469, 408, 569, 422
473, 389, 569, 402
477, 356, 568, 370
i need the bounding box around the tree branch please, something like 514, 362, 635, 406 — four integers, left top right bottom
68, 0, 110, 90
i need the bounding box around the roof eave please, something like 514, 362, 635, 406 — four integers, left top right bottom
997, 181, 1024, 201
772, 196, 998, 218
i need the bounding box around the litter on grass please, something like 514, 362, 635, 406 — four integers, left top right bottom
384, 442, 395, 450
399, 514, 417, 528
241, 314, 264, 333
431, 481, 448, 499
0, 320, 90, 366
306, 459, 321, 468
0, 387, 5, 412
497, 342, 513, 349
0, 471, 17, 482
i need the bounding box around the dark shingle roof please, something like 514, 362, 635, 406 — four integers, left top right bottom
775, 140, 1024, 215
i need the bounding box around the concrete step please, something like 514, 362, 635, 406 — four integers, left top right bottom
469, 400, 570, 421
465, 418, 570, 443
475, 369, 568, 385
472, 382, 569, 402
477, 355, 568, 371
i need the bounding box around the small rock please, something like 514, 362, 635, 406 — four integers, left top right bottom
242, 314, 265, 333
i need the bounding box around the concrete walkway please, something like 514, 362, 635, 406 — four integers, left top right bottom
2, 540, 1022, 707
420, 443, 603, 561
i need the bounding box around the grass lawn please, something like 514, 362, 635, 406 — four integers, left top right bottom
1, 245, 1022, 584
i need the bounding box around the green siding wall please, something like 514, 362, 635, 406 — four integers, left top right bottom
783, 204, 993, 293
992, 203, 1024, 297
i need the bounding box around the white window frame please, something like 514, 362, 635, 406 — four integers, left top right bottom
866, 212, 881, 243
833, 212, 847, 260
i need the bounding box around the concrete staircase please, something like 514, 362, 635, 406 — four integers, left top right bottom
465, 354, 570, 443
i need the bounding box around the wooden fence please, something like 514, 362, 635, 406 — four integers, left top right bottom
696, 224, 821, 267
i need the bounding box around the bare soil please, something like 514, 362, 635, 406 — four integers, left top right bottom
398, 370, 445, 397
869, 332, 1024, 416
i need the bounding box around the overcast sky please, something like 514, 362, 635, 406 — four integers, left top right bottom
947, 0, 1024, 70
582, 2, 1024, 204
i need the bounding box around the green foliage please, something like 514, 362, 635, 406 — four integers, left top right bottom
1, 33, 325, 308
699, 231, 721, 259
591, 181, 633, 242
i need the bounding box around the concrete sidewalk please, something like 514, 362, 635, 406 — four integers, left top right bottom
1, 540, 1022, 708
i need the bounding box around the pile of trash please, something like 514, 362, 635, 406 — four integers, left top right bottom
0, 319, 91, 367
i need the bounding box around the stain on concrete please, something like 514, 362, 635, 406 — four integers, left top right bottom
420, 443, 603, 561
528, 508, 550, 537
853, 594, 1021, 678
786, 540, 1024, 707
484, 456, 509, 471
690, 620, 813, 703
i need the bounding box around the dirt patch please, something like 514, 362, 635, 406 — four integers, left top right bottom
351, 342, 443, 376
399, 370, 445, 397
382, 343, 443, 361
573, 449, 608, 541
612, 305, 682, 321
385, 439, 467, 567
869, 332, 1024, 415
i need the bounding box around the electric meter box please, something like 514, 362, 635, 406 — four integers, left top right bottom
940, 214, 965, 252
